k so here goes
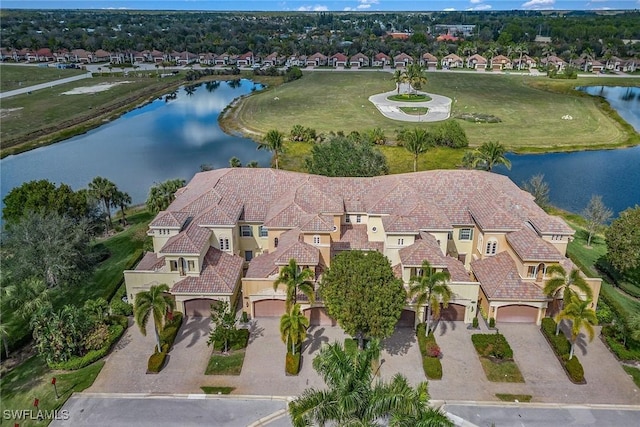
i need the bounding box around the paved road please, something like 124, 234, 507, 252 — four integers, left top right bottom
443, 402, 640, 427
0, 72, 92, 99
368, 87, 452, 122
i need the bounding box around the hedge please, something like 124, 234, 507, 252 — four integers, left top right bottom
471, 334, 514, 360
563, 354, 585, 383
48, 324, 125, 370
286, 352, 301, 375
159, 312, 184, 350
212, 328, 250, 352
148, 350, 167, 373
423, 355, 443, 380
416, 323, 442, 379
108, 314, 129, 329
540, 318, 586, 384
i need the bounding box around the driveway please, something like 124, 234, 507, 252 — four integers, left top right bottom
368, 87, 452, 123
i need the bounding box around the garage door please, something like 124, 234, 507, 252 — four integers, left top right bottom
438, 304, 466, 321
498, 305, 539, 323
397, 310, 416, 328
184, 298, 219, 317
253, 299, 286, 317
304, 307, 336, 326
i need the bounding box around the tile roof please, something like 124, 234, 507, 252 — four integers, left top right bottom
160, 225, 211, 255
171, 247, 243, 294
274, 241, 320, 266
331, 224, 384, 253
382, 215, 420, 233
506, 227, 564, 262
399, 234, 447, 268
443, 256, 471, 283
245, 228, 319, 278
471, 252, 546, 300
135, 252, 166, 271
299, 214, 335, 232
150, 211, 190, 228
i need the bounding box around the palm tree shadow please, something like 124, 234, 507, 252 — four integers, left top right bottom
435, 319, 457, 337
247, 320, 265, 344
574, 332, 590, 356
304, 326, 328, 355
174, 316, 211, 348
382, 327, 416, 356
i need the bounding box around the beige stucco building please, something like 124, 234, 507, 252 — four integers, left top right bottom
124, 168, 600, 326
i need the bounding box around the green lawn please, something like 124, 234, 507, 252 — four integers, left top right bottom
205, 350, 246, 375
224, 71, 639, 151
399, 106, 428, 115
387, 93, 431, 102
0, 64, 85, 92
495, 393, 532, 402
479, 358, 525, 383
200, 386, 235, 394
0, 356, 104, 427
623, 365, 640, 388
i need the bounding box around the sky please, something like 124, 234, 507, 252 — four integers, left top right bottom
1, 0, 639, 12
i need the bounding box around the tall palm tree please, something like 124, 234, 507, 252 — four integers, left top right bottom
146, 178, 185, 214
515, 43, 529, 70
280, 303, 309, 355
392, 68, 406, 94
580, 47, 595, 72
3, 277, 50, 320
229, 156, 242, 167
403, 128, 431, 172
472, 141, 511, 171
406, 62, 428, 94
556, 295, 598, 360
273, 259, 315, 312
288, 340, 452, 427
259, 129, 285, 169
409, 260, 453, 335
134, 284, 175, 353
544, 265, 593, 334
111, 190, 131, 226
88, 176, 117, 230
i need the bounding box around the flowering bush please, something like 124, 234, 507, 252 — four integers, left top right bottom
426, 342, 441, 358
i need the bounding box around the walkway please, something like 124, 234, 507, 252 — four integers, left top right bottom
368, 89, 452, 122
0, 72, 92, 99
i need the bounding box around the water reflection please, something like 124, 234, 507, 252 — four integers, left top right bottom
576, 86, 640, 132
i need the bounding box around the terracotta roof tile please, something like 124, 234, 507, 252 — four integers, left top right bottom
160, 225, 211, 254
382, 215, 420, 233
135, 252, 166, 271
331, 224, 384, 253
399, 234, 447, 267
443, 256, 471, 283
471, 252, 546, 300
171, 247, 243, 294
150, 211, 190, 228
506, 227, 564, 262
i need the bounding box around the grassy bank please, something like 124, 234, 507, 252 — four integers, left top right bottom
0, 64, 85, 92
221, 71, 639, 152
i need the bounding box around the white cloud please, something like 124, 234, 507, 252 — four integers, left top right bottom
443, 7, 457, 11
470, 0, 483, 4
467, 4, 492, 10
356, 0, 379, 9
521, 0, 555, 9
297, 5, 329, 11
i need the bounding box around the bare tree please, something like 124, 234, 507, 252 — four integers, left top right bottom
522, 174, 550, 209
583, 195, 613, 247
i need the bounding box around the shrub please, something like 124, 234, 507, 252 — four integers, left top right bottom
148, 351, 167, 373
471, 334, 514, 360
285, 351, 301, 375
434, 120, 469, 148
212, 328, 250, 351
541, 318, 570, 356
344, 338, 358, 355
564, 355, 585, 383
489, 317, 496, 328
425, 342, 441, 358
48, 324, 125, 370
241, 311, 249, 323
110, 298, 133, 316
107, 314, 129, 329
422, 356, 443, 380
83, 323, 110, 351
472, 317, 479, 329
160, 326, 179, 349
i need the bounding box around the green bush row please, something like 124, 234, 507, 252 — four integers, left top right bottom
416, 323, 442, 379
422, 356, 443, 380
541, 318, 585, 383
212, 328, 250, 352
471, 334, 514, 360
601, 328, 640, 360
109, 284, 134, 316
159, 311, 184, 350
48, 324, 125, 370
148, 350, 167, 373
107, 314, 129, 329
286, 352, 301, 375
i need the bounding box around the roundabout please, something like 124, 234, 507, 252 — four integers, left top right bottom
368, 89, 452, 123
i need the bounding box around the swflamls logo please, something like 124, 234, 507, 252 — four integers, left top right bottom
3, 409, 70, 421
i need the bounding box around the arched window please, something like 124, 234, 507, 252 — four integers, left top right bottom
485, 239, 498, 255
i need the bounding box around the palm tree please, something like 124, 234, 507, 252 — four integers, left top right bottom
229, 156, 242, 167
0, 322, 11, 359
403, 128, 431, 172
409, 260, 453, 335
288, 340, 452, 427
556, 295, 598, 360
515, 43, 529, 70
134, 284, 175, 353
259, 129, 285, 170
367, 127, 386, 145
111, 190, 131, 226
280, 303, 309, 355
246, 160, 259, 168
581, 47, 595, 72
3, 277, 50, 320
273, 259, 315, 312
472, 141, 511, 172
88, 176, 117, 230
544, 265, 593, 334
406, 62, 428, 94
146, 179, 185, 214
392, 68, 406, 94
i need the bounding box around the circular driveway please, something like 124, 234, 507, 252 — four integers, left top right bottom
368, 90, 452, 123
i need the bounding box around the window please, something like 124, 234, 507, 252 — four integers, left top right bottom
169, 260, 178, 272
485, 239, 498, 255
332, 225, 337, 232
187, 260, 195, 271
459, 228, 473, 240
313, 235, 321, 245
371, 226, 378, 233
219, 238, 229, 250
447, 231, 453, 240
397, 238, 404, 246
245, 251, 253, 262
527, 266, 537, 278
241, 225, 253, 237
345, 215, 350, 223
552, 235, 563, 241
274, 237, 279, 248
356, 215, 362, 223
259, 226, 268, 238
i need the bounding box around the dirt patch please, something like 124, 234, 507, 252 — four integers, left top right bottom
61, 81, 132, 95
0, 107, 23, 118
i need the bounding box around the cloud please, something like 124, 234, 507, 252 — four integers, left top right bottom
443, 7, 456, 11
467, 4, 492, 10
357, 0, 379, 9
297, 4, 329, 11
521, 0, 555, 9
470, 0, 483, 3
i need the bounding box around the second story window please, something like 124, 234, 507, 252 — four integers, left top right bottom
459, 228, 473, 241
345, 215, 350, 223
313, 235, 321, 245
485, 240, 498, 255
241, 225, 253, 237
219, 238, 229, 250
259, 226, 268, 238
356, 214, 362, 223
397, 238, 404, 246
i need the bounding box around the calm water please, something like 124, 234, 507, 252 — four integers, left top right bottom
0, 79, 270, 207
1, 83, 639, 218
577, 86, 640, 131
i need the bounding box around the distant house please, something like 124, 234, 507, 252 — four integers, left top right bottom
263, 52, 283, 67
94, 49, 111, 63
236, 52, 254, 67
70, 49, 91, 63
421, 53, 438, 69
215, 53, 232, 66
490, 54, 511, 71
150, 50, 165, 63
0, 47, 12, 61
606, 56, 624, 72
306, 52, 327, 67
541, 55, 565, 71
386, 32, 411, 40
372, 52, 391, 67
177, 51, 197, 65
442, 53, 463, 69
199, 52, 216, 66
109, 51, 126, 64
329, 53, 348, 67
436, 34, 459, 42
349, 53, 369, 68
513, 54, 537, 70
623, 59, 638, 73
467, 53, 488, 70
132, 50, 146, 63
393, 52, 413, 68
590, 60, 605, 74
36, 48, 54, 62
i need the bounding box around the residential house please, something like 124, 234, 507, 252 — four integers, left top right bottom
513, 54, 537, 70
372, 52, 391, 67
285, 54, 305, 67
467, 53, 488, 70
541, 55, 565, 71
132, 51, 146, 63
177, 51, 198, 65
199, 52, 217, 66
69, 49, 91, 63
94, 49, 111, 63
441, 53, 463, 69
236, 52, 255, 67
349, 53, 369, 68
436, 34, 459, 42
605, 56, 623, 72
215, 53, 232, 66
329, 53, 348, 67
125, 169, 600, 326
590, 60, 605, 73
0, 47, 12, 61
306, 52, 327, 67
623, 59, 638, 73
490, 54, 512, 70
150, 50, 165, 63
263, 52, 283, 67
393, 52, 413, 68
421, 53, 438, 69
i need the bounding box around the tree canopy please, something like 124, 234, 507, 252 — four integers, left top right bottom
146, 178, 186, 214
305, 136, 389, 177
320, 250, 405, 347
605, 206, 640, 273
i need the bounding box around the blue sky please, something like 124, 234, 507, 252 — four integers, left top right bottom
2, 0, 639, 11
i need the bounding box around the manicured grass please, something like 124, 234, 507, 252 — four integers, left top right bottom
225, 71, 639, 151
623, 365, 640, 388
479, 358, 525, 383
0, 64, 85, 92
0, 356, 104, 426
387, 94, 431, 102
471, 334, 524, 383
200, 386, 235, 394
399, 106, 428, 115
495, 393, 532, 402
205, 350, 246, 375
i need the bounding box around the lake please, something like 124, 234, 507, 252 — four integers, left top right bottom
0, 79, 271, 208
1, 82, 639, 218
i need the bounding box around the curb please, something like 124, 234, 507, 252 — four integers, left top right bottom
247, 408, 289, 427
77, 392, 292, 401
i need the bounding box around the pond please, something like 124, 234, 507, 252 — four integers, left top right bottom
0, 79, 271, 208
